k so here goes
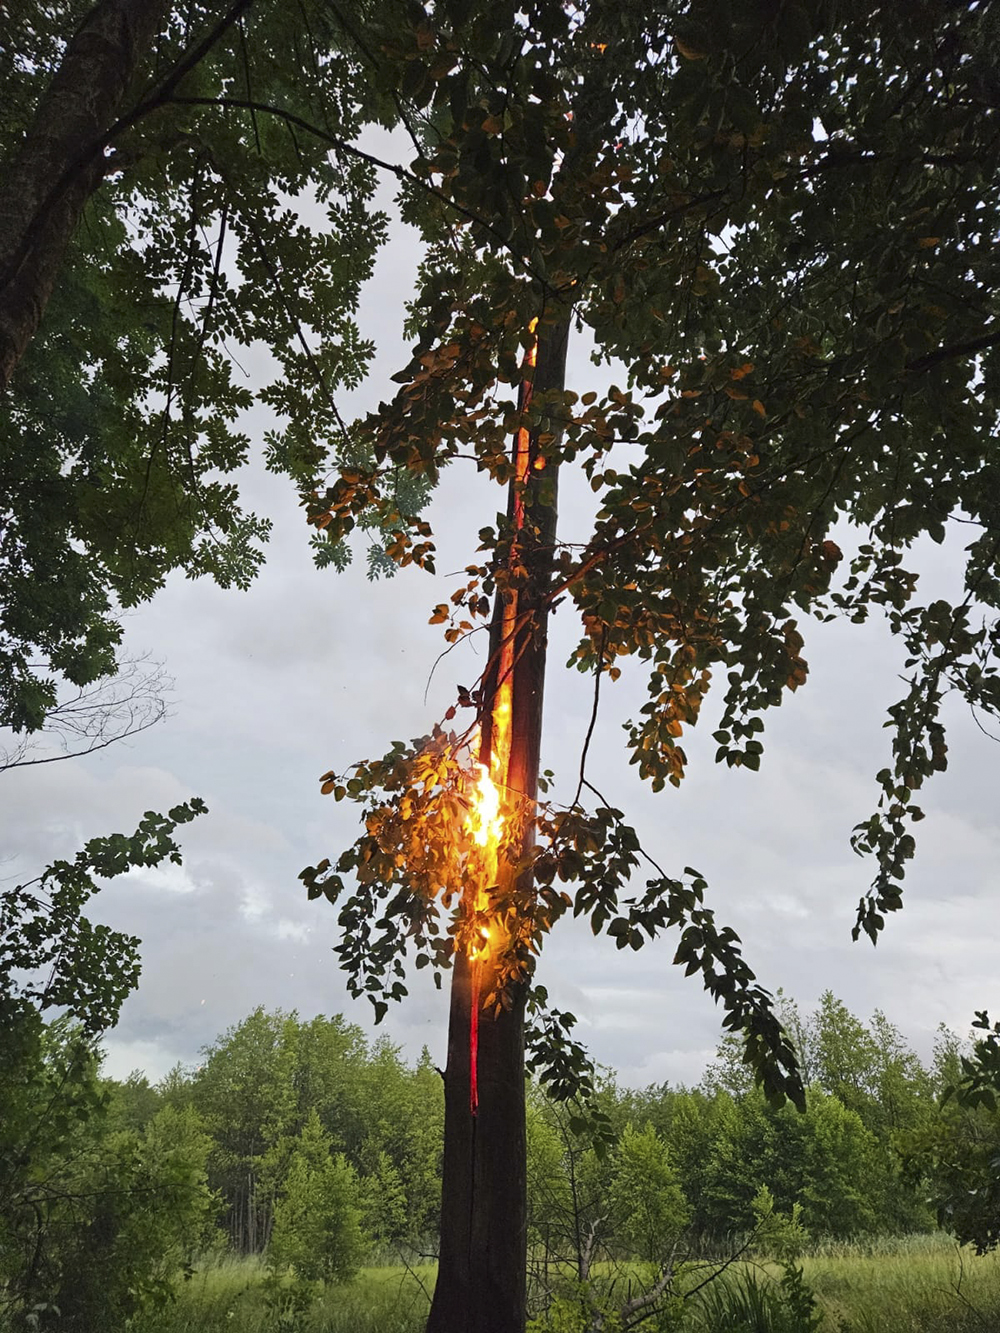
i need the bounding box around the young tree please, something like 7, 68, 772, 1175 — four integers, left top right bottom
267, 1108, 365, 1286
191, 1007, 299, 1253
524, 1099, 690, 1328
608, 1122, 689, 1264
299, 3, 1000, 1329
907, 1011, 1000, 1254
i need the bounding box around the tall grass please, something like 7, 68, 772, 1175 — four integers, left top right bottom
679, 1240, 1000, 1333
130, 1257, 433, 1333
133, 1238, 1000, 1333
802, 1236, 1000, 1332
688, 1268, 818, 1333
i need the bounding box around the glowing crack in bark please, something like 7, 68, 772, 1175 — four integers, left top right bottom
465, 750, 502, 1114
463, 318, 538, 1114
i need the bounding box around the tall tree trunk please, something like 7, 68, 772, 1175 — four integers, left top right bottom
427, 307, 571, 1333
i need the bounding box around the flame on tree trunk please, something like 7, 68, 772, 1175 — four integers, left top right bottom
426, 308, 571, 1333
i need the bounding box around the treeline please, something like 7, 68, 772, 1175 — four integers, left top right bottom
526, 992, 940, 1278
133, 1009, 444, 1257
3, 994, 999, 1330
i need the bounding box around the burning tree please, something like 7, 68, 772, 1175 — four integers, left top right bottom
4, 2, 994, 1331
300, 3, 1000, 1330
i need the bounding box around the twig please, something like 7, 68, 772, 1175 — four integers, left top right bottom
423, 624, 488, 706
572, 626, 605, 808
165, 96, 553, 291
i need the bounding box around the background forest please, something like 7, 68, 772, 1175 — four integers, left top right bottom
4, 992, 1000, 1332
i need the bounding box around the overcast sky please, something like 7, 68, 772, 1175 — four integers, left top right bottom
3, 138, 998, 1092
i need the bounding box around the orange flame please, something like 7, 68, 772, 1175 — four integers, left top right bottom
461, 731, 504, 963
464, 735, 504, 1116
464, 316, 537, 1114
468, 921, 492, 962
468, 760, 503, 851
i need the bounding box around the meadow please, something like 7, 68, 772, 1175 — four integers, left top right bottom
132, 1237, 1000, 1333
800, 1235, 1000, 1333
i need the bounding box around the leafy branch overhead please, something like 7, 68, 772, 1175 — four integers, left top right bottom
0, 0, 395, 731
301, 0, 1000, 1108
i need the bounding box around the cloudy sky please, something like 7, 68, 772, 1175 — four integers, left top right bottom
3, 138, 998, 1091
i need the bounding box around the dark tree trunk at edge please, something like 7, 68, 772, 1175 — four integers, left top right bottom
427, 308, 571, 1333
0, 0, 173, 390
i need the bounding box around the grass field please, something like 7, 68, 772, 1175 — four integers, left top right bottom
800, 1234, 1000, 1332
131, 1237, 1000, 1332
130, 1257, 433, 1332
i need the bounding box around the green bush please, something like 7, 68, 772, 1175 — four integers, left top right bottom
690, 1263, 822, 1333
263, 1108, 365, 1320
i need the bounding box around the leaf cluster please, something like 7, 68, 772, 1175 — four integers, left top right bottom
1, 798, 206, 1035
303, 734, 802, 1107
1, 0, 393, 728
303, 0, 1000, 959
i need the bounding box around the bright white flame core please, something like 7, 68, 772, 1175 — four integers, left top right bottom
469, 762, 503, 849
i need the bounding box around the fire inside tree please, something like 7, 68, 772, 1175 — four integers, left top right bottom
431, 310, 567, 1332
464, 743, 502, 1116
298, 5, 1000, 1331
463, 315, 537, 1120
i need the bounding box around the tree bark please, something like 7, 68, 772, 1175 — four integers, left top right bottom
427, 308, 571, 1333
0, 0, 170, 389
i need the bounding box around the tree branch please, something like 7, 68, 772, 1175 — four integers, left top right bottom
0, 0, 173, 387
906, 325, 1000, 373
0, 0, 254, 390
165, 96, 552, 289
572, 626, 605, 809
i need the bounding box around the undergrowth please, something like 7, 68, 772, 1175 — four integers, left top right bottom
128, 1238, 1000, 1333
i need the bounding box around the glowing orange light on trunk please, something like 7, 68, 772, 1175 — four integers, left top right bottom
468, 761, 503, 851
463, 644, 511, 1120
463, 316, 538, 1115
464, 741, 503, 1114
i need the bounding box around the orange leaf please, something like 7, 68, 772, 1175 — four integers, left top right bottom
675, 36, 708, 59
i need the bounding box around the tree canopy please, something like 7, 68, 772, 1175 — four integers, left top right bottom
0, 0, 391, 730
301, 0, 1000, 1078
4, 3, 1000, 1329
6, 0, 999, 963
